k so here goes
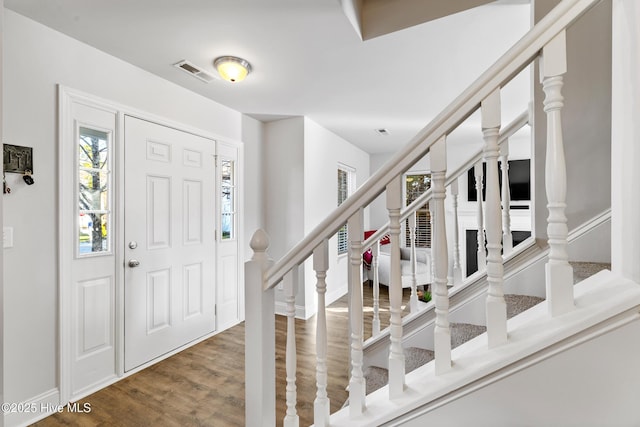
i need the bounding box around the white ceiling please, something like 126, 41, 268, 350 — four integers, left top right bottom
5, 0, 532, 154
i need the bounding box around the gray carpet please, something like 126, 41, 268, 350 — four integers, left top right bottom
571, 261, 611, 283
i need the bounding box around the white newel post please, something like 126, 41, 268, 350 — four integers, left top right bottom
474, 161, 486, 271
313, 240, 330, 426
245, 229, 276, 427
432, 137, 451, 374
541, 30, 574, 317
450, 180, 463, 285
283, 268, 299, 427
409, 212, 419, 313
371, 240, 381, 336
482, 88, 507, 348
348, 208, 366, 416
387, 176, 405, 397
500, 140, 514, 254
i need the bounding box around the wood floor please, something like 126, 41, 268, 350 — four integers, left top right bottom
34, 284, 411, 427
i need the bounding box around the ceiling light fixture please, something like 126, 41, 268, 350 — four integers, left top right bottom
214, 56, 252, 83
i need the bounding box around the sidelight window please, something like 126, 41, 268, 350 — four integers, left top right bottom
77, 126, 111, 256
221, 159, 236, 240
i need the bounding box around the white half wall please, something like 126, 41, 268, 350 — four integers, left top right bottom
401, 318, 640, 426
3, 8, 242, 412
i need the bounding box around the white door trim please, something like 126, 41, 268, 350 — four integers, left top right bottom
58, 85, 245, 404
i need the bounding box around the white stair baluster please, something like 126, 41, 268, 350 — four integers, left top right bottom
283, 268, 299, 427
409, 212, 419, 313
313, 240, 330, 426
387, 176, 405, 397
474, 161, 486, 272
348, 208, 366, 417
431, 137, 451, 374
500, 140, 514, 254
244, 229, 276, 427
541, 30, 574, 316
450, 180, 463, 285
482, 88, 507, 348
371, 240, 381, 336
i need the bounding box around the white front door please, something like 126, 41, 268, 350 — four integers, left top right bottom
124, 116, 216, 371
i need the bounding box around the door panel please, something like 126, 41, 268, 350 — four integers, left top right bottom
124, 116, 216, 371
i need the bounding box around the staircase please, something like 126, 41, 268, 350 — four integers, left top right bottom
361, 261, 610, 396
244, 1, 640, 426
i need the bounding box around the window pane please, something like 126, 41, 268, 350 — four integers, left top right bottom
79, 127, 109, 170
78, 127, 110, 256
79, 170, 109, 211
78, 213, 109, 254
405, 174, 431, 248
337, 167, 353, 255
221, 160, 235, 240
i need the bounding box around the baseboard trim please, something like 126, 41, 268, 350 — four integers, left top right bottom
275, 301, 307, 319
3, 388, 60, 427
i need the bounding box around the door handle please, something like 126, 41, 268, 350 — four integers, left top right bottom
128, 259, 140, 268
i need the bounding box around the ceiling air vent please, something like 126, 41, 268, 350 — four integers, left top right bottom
173, 60, 217, 83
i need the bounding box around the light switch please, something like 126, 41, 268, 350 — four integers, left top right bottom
3, 227, 13, 248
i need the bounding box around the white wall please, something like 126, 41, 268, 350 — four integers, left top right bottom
263, 116, 370, 318
241, 115, 265, 261
2, 9, 243, 411
0, 1, 5, 419
611, 0, 640, 283
532, 0, 612, 237
303, 117, 370, 309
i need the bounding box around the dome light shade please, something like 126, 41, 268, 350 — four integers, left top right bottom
214, 56, 252, 83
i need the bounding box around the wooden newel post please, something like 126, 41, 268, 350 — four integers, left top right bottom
245, 229, 276, 427
541, 30, 574, 317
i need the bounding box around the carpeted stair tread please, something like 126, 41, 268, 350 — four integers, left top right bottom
570, 261, 611, 283
450, 322, 486, 348
364, 347, 434, 394
364, 366, 389, 394
405, 347, 435, 373
505, 293, 544, 318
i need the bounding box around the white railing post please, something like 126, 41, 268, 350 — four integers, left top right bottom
387, 176, 405, 397
450, 180, 463, 285
245, 229, 275, 427
500, 140, 514, 254
409, 212, 419, 313
431, 136, 451, 374
283, 268, 299, 427
474, 161, 486, 271
482, 88, 507, 348
541, 30, 574, 316
313, 240, 330, 426
371, 240, 381, 336
348, 208, 366, 417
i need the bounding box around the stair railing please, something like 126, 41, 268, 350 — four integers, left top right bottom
363, 110, 529, 338
245, 1, 598, 425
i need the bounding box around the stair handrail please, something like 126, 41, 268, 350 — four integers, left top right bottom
362, 109, 530, 250
264, 0, 599, 290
